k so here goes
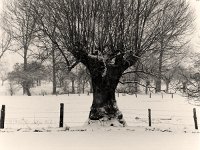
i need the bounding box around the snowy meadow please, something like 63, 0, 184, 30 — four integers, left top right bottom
0, 94, 199, 131
0, 93, 200, 150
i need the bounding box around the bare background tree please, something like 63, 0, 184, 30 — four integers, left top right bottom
0, 31, 12, 60
0, 61, 8, 86
3, 0, 38, 96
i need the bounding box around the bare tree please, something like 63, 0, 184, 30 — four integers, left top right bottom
0, 62, 9, 86
3, 0, 38, 96
0, 32, 12, 60
8, 61, 48, 95
154, 0, 193, 92
30, 0, 193, 126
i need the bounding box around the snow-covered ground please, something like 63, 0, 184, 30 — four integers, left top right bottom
1, 130, 199, 150
0, 94, 200, 150
0, 94, 199, 130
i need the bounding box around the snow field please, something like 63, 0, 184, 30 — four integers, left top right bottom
0, 94, 200, 150
0, 93, 199, 132
0, 131, 200, 150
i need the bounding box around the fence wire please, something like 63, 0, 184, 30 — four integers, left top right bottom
0, 106, 199, 130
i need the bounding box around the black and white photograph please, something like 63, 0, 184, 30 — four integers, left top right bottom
0, 0, 200, 149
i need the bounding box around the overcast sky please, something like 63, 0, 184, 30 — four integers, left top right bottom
189, 0, 200, 48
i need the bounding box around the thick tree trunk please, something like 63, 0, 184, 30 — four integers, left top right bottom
89, 80, 93, 93
87, 67, 126, 127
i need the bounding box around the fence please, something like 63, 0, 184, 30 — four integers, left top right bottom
0, 104, 199, 130
41, 92, 175, 99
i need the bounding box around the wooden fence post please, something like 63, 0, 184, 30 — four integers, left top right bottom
0, 105, 5, 129
149, 93, 151, 98
171, 93, 173, 99
59, 103, 64, 128
118, 92, 119, 97
193, 108, 198, 130
135, 93, 137, 98
162, 93, 163, 99
148, 109, 151, 127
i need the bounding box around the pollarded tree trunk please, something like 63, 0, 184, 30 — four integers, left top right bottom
89, 80, 93, 93
87, 66, 126, 127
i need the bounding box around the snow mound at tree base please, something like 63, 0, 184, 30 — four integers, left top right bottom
85, 117, 127, 128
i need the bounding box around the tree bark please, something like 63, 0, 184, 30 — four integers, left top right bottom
134, 76, 139, 93
182, 82, 187, 93
165, 80, 170, 93
82, 81, 85, 94
145, 80, 150, 94
52, 47, 57, 95
37, 80, 41, 86
71, 79, 75, 94
89, 80, 93, 93
23, 81, 31, 96
88, 66, 126, 127
23, 50, 27, 95
26, 86, 31, 96
156, 9, 165, 93
155, 79, 161, 93
23, 46, 31, 96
